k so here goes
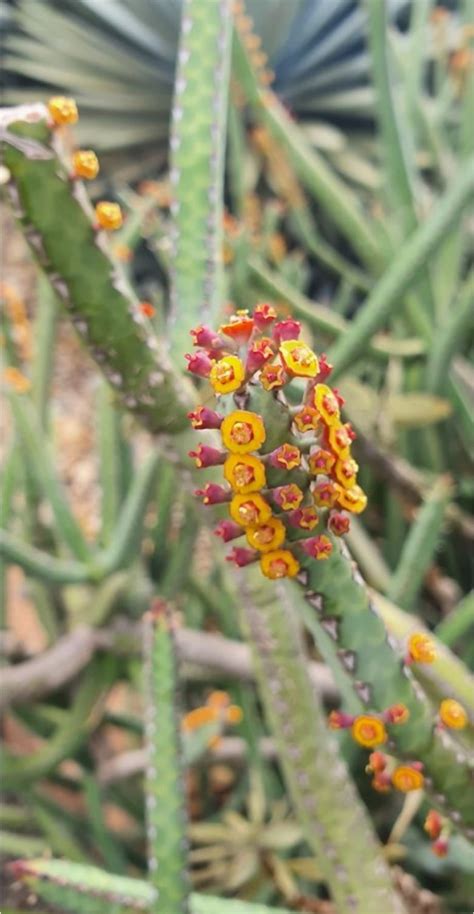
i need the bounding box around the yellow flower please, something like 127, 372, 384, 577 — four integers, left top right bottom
328, 423, 352, 458
293, 406, 320, 433
351, 715, 387, 748
223, 454, 266, 494
260, 549, 300, 579
334, 458, 359, 489
95, 202, 123, 231
246, 518, 286, 553
335, 483, 367, 514
3, 366, 31, 394
229, 493, 272, 527
391, 766, 424, 792
48, 96, 78, 125
260, 362, 286, 390
72, 150, 99, 180
279, 340, 319, 378
439, 699, 468, 729
210, 356, 245, 394
312, 384, 340, 426
407, 632, 437, 664
221, 410, 265, 453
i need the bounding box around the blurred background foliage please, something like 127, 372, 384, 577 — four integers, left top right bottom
1, 0, 473, 912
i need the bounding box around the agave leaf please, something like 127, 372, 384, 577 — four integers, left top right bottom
258, 822, 303, 851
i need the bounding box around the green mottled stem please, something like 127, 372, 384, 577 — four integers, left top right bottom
2, 105, 192, 433
143, 604, 189, 912
169, 0, 232, 356
296, 540, 474, 838
239, 568, 407, 914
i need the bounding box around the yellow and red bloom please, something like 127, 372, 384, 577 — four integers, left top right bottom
188, 407, 223, 430
221, 410, 266, 454
48, 96, 78, 125
226, 546, 259, 567
220, 309, 254, 342
223, 454, 266, 493
185, 350, 213, 378
312, 384, 340, 426
391, 765, 424, 792
327, 423, 353, 458
210, 355, 245, 393
300, 534, 333, 560
260, 549, 300, 579
439, 699, 468, 729
272, 319, 301, 343
253, 302, 276, 330
279, 340, 319, 378
214, 519, 242, 542
189, 444, 226, 468
246, 337, 275, 374
95, 201, 123, 231
287, 506, 319, 530
195, 483, 230, 505
406, 632, 437, 664
334, 483, 367, 514
293, 406, 320, 433
328, 512, 350, 536
190, 324, 223, 349
72, 150, 99, 180
260, 362, 286, 390
272, 484, 304, 510
308, 448, 335, 475
267, 443, 301, 470
351, 715, 387, 748
312, 481, 338, 508
246, 517, 286, 553
229, 493, 272, 527
424, 810, 442, 840
384, 704, 410, 725
328, 710, 354, 730
334, 458, 359, 489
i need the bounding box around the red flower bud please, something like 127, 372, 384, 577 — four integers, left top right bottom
332, 387, 345, 408
189, 445, 226, 468
328, 512, 350, 536
383, 703, 410, 725
245, 337, 275, 374
185, 351, 213, 378
267, 444, 301, 470
272, 318, 301, 343
194, 483, 230, 505
432, 838, 449, 857
424, 810, 442, 840
366, 751, 387, 773
188, 407, 223, 430
287, 506, 319, 530
300, 534, 333, 560
272, 484, 304, 510
328, 710, 354, 730
253, 302, 276, 330
314, 353, 333, 382
190, 325, 223, 349
214, 520, 243, 542
226, 546, 258, 567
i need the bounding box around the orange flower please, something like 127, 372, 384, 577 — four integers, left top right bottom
182, 706, 215, 731
308, 449, 335, 476
334, 483, 367, 514
351, 715, 387, 748
246, 517, 286, 553
424, 810, 442, 840
312, 384, 340, 426
260, 362, 286, 390
407, 632, 437, 664
72, 150, 99, 180
328, 423, 352, 458
223, 454, 266, 493
48, 96, 78, 125
279, 340, 319, 378
3, 366, 31, 394
366, 751, 387, 774
293, 406, 320, 433
260, 549, 300, 579
210, 356, 245, 394
220, 309, 254, 342
139, 301, 156, 318
439, 699, 468, 729
312, 481, 337, 508
391, 765, 424, 792
221, 410, 266, 453
229, 493, 272, 527
385, 704, 410, 725
334, 458, 359, 489
95, 202, 123, 231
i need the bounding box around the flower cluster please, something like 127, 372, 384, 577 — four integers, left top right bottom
424, 809, 450, 857
182, 690, 243, 749
187, 305, 367, 579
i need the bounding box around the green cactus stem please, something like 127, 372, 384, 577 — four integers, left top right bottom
168, 0, 232, 356
2, 103, 192, 434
